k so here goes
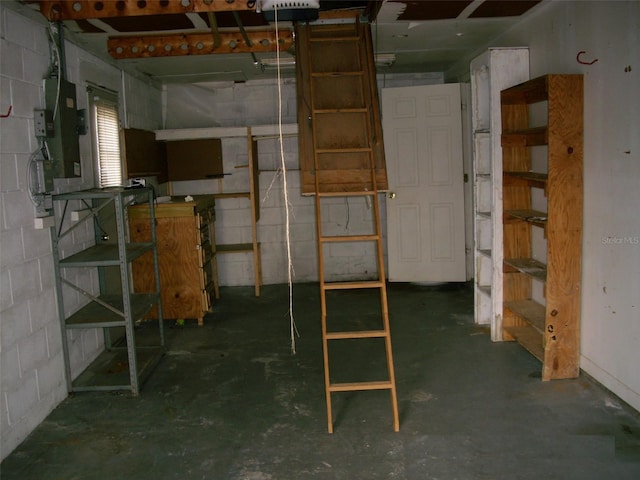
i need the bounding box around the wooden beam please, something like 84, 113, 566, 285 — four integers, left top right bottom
38, 0, 254, 22
108, 29, 293, 58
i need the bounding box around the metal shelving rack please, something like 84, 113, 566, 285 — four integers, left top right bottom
51, 187, 164, 395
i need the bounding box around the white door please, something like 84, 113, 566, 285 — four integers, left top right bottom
382, 83, 466, 282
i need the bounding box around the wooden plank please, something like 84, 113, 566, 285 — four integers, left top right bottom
166, 138, 224, 181
501, 126, 548, 147
39, 0, 254, 21
504, 209, 547, 229
542, 74, 583, 381
504, 299, 546, 333
326, 330, 388, 340
108, 29, 293, 59
504, 257, 547, 282
329, 381, 393, 392
477, 285, 492, 297
128, 196, 215, 219
216, 243, 254, 253
121, 128, 167, 183
503, 326, 544, 362
500, 75, 549, 105
130, 200, 216, 322
503, 171, 548, 190
296, 22, 388, 195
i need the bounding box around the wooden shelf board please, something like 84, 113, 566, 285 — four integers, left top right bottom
478, 249, 492, 258
212, 192, 251, 199
503, 325, 544, 362
477, 285, 492, 297
502, 126, 548, 147
505, 209, 547, 228
216, 243, 255, 253
503, 171, 548, 189
504, 257, 547, 281
500, 75, 549, 105
504, 299, 545, 333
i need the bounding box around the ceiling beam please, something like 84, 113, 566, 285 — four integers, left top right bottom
38, 0, 255, 22
107, 29, 293, 59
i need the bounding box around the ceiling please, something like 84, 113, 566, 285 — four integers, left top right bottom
19, 0, 546, 84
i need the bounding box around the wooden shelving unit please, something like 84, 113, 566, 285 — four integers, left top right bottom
154, 125, 293, 298
469, 48, 529, 335
500, 74, 583, 380
211, 129, 261, 297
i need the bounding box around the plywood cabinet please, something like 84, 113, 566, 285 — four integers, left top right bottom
129, 195, 218, 326
500, 74, 583, 380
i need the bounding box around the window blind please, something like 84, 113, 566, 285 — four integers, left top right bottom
90, 88, 122, 187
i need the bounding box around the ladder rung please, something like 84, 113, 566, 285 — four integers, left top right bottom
316, 147, 372, 154
309, 36, 361, 43
312, 71, 364, 78
212, 192, 250, 199
324, 280, 384, 290
326, 330, 388, 340
329, 381, 393, 392
321, 234, 379, 243
313, 108, 368, 114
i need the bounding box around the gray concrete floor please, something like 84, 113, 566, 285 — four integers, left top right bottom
2, 282, 640, 479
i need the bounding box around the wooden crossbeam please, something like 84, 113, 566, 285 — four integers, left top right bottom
108, 29, 293, 58
38, 0, 254, 22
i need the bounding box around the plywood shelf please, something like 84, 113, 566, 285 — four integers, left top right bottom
504, 257, 547, 282
503, 171, 547, 189
504, 209, 547, 229
504, 299, 546, 333
503, 325, 544, 362
501, 126, 548, 147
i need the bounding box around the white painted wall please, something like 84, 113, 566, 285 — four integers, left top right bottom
0, 3, 163, 460
447, 0, 640, 412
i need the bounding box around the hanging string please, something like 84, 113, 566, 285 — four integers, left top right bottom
274, 5, 300, 354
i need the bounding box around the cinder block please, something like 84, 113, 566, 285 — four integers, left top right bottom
17, 328, 48, 375
0, 228, 24, 268
9, 259, 41, 304
1, 346, 22, 387
4, 371, 38, 425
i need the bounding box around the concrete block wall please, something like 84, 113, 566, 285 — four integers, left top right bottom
0, 3, 162, 460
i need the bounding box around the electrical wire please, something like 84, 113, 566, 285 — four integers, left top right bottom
274, 5, 300, 354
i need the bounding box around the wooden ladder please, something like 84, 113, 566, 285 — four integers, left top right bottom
297, 20, 399, 433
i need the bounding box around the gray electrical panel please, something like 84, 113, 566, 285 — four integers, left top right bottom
45, 78, 81, 178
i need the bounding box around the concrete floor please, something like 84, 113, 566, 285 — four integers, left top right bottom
2, 282, 640, 479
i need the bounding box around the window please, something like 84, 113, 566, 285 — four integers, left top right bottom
88, 86, 122, 187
